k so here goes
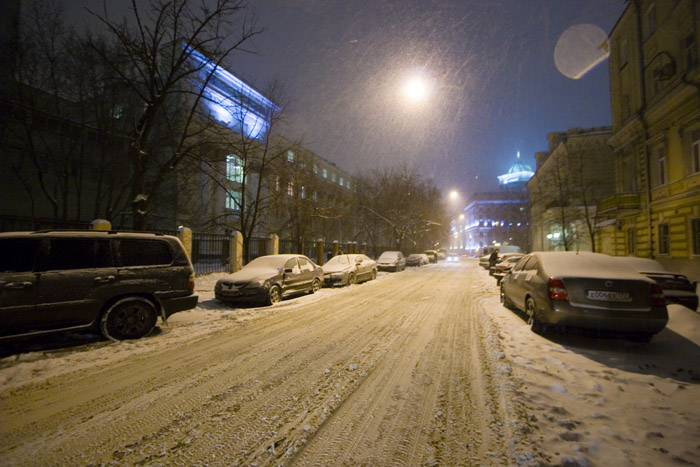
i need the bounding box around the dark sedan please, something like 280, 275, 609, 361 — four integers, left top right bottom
500, 251, 668, 342
215, 254, 323, 305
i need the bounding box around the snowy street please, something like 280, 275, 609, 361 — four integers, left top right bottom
1, 259, 699, 466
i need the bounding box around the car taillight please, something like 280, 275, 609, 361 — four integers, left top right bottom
188, 272, 195, 291
548, 278, 569, 301
650, 283, 665, 307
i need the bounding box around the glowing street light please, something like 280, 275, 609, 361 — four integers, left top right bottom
403, 77, 428, 102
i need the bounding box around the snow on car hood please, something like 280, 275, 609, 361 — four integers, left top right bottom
220, 266, 279, 283
537, 252, 652, 281
322, 264, 351, 274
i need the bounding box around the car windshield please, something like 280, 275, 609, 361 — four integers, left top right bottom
379, 252, 399, 260
244, 256, 288, 271
325, 255, 350, 266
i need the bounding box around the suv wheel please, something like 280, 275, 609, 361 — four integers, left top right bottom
311, 278, 322, 293
101, 297, 157, 341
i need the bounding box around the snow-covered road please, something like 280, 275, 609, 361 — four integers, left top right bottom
1, 260, 699, 466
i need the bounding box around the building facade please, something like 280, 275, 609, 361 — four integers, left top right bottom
597, 0, 700, 280
528, 128, 615, 253
459, 155, 533, 254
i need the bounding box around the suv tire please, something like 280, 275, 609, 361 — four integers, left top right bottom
101, 297, 158, 341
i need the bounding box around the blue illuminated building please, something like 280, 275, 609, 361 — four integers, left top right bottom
187, 46, 279, 140
456, 154, 533, 254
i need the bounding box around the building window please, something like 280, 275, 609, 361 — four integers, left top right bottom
313, 164, 318, 174
681, 34, 698, 71
627, 228, 636, 255
287, 150, 295, 163
275, 175, 280, 192
692, 129, 700, 174
619, 37, 628, 67
692, 219, 700, 255
331, 172, 336, 182
301, 186, 306, 199
643, 3, 656, 40
226, 155, 243, 183
339, 177, 344, 187
322, 168, 328, 179
658, 223, 670, 255
225, 190, 242, 211
651, 145, 667, 187
287, 182, 294, 196
658, 147, 666, 186
346, 180, 352, 190
313, 191, 318, 201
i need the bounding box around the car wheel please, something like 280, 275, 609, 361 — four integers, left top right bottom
526, 298, 546, 335
311, 278, 322, 293
268, 285, 282, 305
370, 269, 377, 280
500, 285, 513, 309
348, 273, 356, 285
100, 297, 158, 341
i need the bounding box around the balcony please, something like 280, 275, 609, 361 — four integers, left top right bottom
597, 193, 641, 214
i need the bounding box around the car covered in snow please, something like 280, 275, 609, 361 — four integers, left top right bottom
499, 251, 668, 341
376, 251, 406, 272
406, 253, 429, 267
321, 254, 377, 287
215, 254, 322, 305
423, 250, 438, 264
0, 230, 198, 341
614, 256, 698, 311
490, 253, 526, 282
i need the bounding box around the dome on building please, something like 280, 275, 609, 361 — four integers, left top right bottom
497, 151, 534, 186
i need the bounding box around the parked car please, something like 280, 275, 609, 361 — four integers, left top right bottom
376, 251, 406, 271
499, 251, 668, 341
406, 253, 429, 267
423, 250, 438, 263
0, 230, 198, 341
615, 256, 698, 311
490, 253, 526, 282
321, 254, 377, 286
215, 254, 323, 305
479, 245, 522, 269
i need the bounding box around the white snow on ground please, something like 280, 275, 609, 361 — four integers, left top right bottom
1, 262, 699, 466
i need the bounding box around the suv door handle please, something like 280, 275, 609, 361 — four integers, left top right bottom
94, 275, 116, 283
5, 281, 33, 289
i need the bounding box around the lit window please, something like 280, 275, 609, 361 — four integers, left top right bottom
331, 172, 336, 182
323, 168, 328, 178
287, 150, 295, 163
226, 155, 243, 183
346, 180, 351, 190
225, 190, 242, 211
339, 177, 344, 187
301, 186, 306, 199
313, 191, 318, 201
313, 164, 318, 174
287, 182, 294, 196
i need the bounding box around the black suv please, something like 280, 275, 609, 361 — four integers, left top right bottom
0, 230, 198, 341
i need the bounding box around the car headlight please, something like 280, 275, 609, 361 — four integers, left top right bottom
248, 279, 270, 289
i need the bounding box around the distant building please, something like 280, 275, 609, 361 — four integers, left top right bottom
528, 127, 615, 253
597, 0, 700, 280
458, 154, 532, 253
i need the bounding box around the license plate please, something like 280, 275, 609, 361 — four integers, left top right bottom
586, 290, 631, 301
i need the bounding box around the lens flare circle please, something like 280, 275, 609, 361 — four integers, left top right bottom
554, 24, 609, 80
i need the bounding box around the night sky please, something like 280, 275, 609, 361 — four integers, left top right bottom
66, 0, 627, 199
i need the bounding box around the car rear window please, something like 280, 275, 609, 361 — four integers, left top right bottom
118, 239, 173, 266
0, 238, 40, 272
45, 238, 113, 270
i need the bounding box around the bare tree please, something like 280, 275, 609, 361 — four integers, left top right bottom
356, 165, 448, 252
87, 0, 261, 230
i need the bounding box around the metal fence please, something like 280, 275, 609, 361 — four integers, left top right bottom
191, 232, 231, 275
